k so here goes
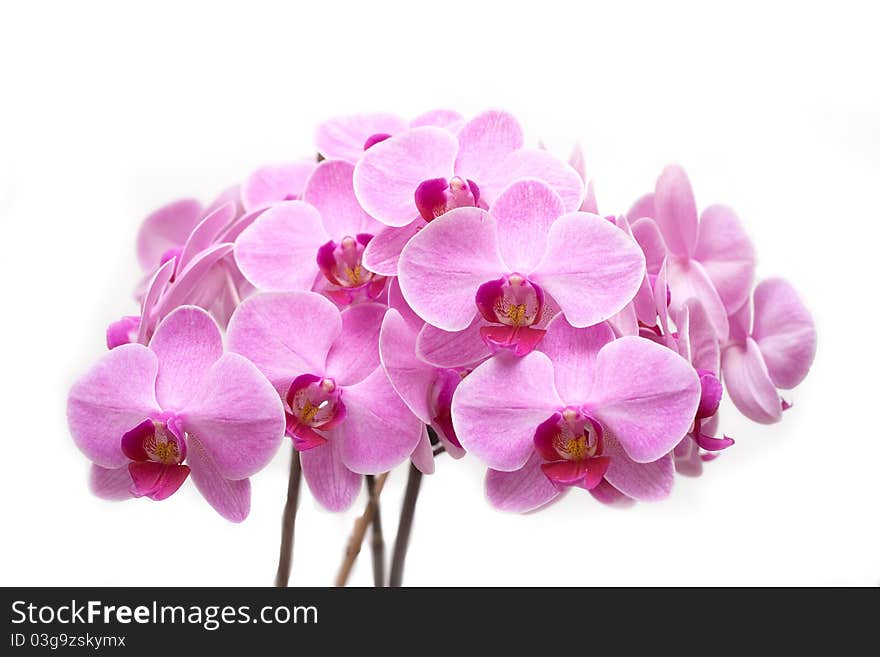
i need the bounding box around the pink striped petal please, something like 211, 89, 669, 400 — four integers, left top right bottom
353, 127, 458, 227
398, 207, 503, 331
485, 452, 561, 513
227, 291, 340, 390
654, 165, 698, 258
89, 465, 134, 501
234, 201, 328, 291
416, 318, 490, 368
666, 258, 729, 340
303, 159, 378, 238
379, 309, 435, 424
451, 352, 560, 471
411, 426, 436, 475
335, 368, 422, 474
752, 278, 816, 389
538, 316, 614, 404
325, 303, 385, 386
136, 259, 176, 344
136, 198, 202, 271
482, 149, 584, 212
588, 478, 633, 506
241, 161, 316, 211
176, 202, 237, 273
677, 298, 721, 374
187, 435, 251, 522
604, 440, 674, 501
491, 179, 564, 272
181, 353, 284, 480
589, 337, 701, 463
300, 439, 361, 512
67, 344, 161, 468
149, 306, 223, 411
153, 243, 234, 318
630, 216, 667, 275
454, 110, 524, 188
532, 212, 645, 328
694, 204, 755, 313
315, 112, 409, 163
362, 220, 422, 277
722, 338, 783, 424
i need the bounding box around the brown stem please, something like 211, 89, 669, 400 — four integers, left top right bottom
389, 462, 423, 587
365, 475, 385, 587
335, 472, 389, 587
274, 446, 302, 587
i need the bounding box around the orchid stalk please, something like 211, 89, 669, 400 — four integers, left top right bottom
66, 109, 817, 586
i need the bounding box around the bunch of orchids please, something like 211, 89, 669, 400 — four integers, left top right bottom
67, 109, 817, 586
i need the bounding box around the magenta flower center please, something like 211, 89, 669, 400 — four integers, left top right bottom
533, 409, 610, 490
476, 274, 544, 327
285, 374, 347, 451
414, 176, 480, 222
120, 417, 191, 501
317, 235, 375, 288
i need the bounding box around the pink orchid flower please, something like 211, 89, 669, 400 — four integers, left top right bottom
396, 179, 646, 359
721, 278, 817, 423
234, 159, 389, 305
355, 110, 585, 277
226, 291, 422, 512
379, 280, 467, 469
451, 316, 701, 512
629, 165, 756, 340
68, 306, 285, 522
314, 109, 464, 164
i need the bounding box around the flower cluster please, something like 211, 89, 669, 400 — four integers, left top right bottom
67, 109, 817, 520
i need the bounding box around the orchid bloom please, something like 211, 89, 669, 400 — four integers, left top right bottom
722, 278, 816, 423
451, 316, 701, 512
629, 165, 756, 340
68, 306, 285, 521
354, 110, 585, 277
226, 291, 422, 511
314, 109, 465, 164
397, 179, 645, 360
234, 159, 389, 305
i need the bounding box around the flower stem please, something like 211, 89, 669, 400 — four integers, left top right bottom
389, 462, 423, 587
274, 446, 302, 587
335, 472, 389, 586
365, 475, 385, 587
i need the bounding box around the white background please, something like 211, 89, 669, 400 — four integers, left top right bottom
1, 1, 877, 586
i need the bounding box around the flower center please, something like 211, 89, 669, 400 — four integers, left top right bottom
316, 235, 388, 305
533, 408, 610, 490
285, 374, 346, 451
120, 417, 191, 501
414, 176, 480, 222
474, 274, 547, 357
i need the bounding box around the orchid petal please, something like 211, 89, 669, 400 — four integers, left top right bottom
485, 452, 561, 513
694, 204, 755, 312
234, 201, 328, 292
379, 309, 435, 424
654, 165, 698, 258
532, 212, 645, 328
241, 161, 316, 211
451, 352, 560, 471
454, 110, 524, 187
353, 127, 458, 227
187, 435, 251, 522
303, 160, 377, 238
539, 316, 615, 403
589, 337, 701, 463
335, 368, 422, 474
482, 148, 584, 212
67, 344, 160, 468
226, 291, 342, 391
398, 207, 503, 331
362, 220, 422, 277
149, 306, 223, 411
325, 303, 385, 386
315, 112, 409, 163
491, 179, 564, 272
416, 318, 490, 368
136, 198, 202, 271
300, 440, 361, 512
722, 338, 783, 424
604, 440, 674, 501
752, 278, 816, 389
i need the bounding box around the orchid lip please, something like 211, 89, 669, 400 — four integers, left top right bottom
285, 374, 346, 450
533, 409, 608, 490
317, 234, 388, 303
120, 416, 190, 501
414, 176, 479, 223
